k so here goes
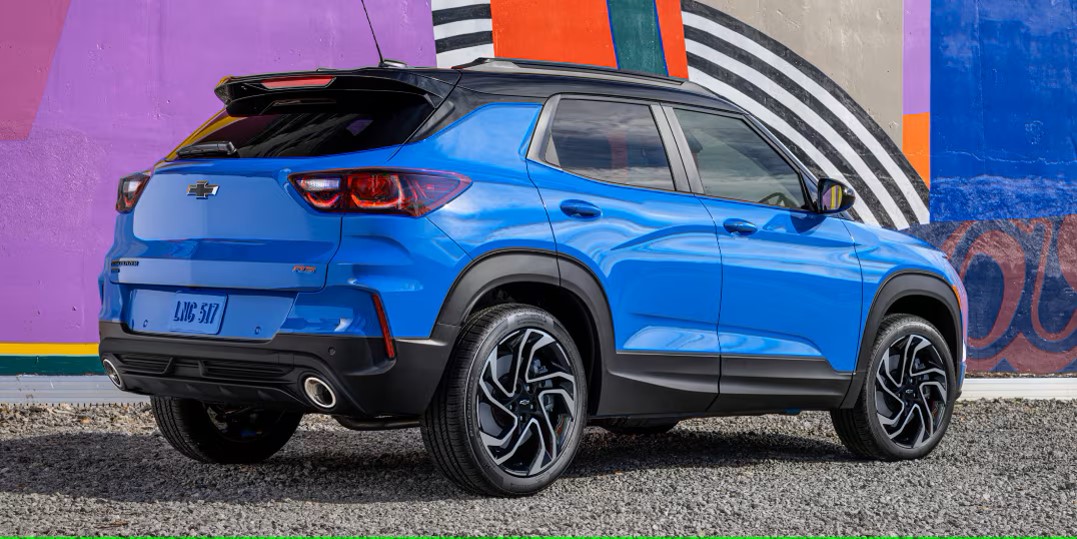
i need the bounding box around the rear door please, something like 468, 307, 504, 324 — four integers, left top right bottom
525, 95, 723, 416
663, 105, 863, 410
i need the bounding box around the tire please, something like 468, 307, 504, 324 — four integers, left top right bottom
600, 418, 679, 435
831, 314, 957, 460
421, 304, 588, 497
151, 396, 302, 464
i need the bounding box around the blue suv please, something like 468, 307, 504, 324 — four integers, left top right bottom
99, 58, 967, 496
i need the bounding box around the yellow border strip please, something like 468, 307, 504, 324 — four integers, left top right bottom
0, 342, 99, 356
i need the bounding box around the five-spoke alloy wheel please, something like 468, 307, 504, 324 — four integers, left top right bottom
422, 304, 587, 496
874, 333, 950, 449
477, 328, 579, 477
831, 314, 957, 460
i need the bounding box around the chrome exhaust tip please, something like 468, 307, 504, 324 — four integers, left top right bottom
302, 376, 337, 410
102, 358, 124, 390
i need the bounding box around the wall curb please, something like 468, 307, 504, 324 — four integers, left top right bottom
1, 376, 1073, 405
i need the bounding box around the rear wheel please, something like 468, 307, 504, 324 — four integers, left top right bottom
421, 304, 587, 497
831, 314, 956, 460
600, 418, 679, 435
151, 396, 302, 464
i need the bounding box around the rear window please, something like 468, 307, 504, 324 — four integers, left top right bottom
169, 98, 433, 159
545, 99, 675, 191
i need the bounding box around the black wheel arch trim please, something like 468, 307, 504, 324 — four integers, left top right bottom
432, 248, 616, 414
840, 270, 962, 408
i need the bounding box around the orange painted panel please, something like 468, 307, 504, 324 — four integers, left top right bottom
655, 0, 688, 78
490, 0, 617, 67
903, 112, 931, 186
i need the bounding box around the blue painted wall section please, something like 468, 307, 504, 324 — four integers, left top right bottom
917, 0, 1077, 372
930, 0, 1077, 222
908, 215, 1077, 373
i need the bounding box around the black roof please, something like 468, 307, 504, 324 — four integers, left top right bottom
215, 57, 740, 113
444, 57, 738, 111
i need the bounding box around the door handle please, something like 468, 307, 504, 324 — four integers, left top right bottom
560, 199, 602, 220
723, 218, 758, 235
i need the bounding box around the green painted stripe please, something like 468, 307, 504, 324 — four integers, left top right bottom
607, 0, 668, 75
0, 355, 104, 375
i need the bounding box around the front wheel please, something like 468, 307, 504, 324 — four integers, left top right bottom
151, 396, 302, 464
831, 314, 957, 460
421, 304, 587, 497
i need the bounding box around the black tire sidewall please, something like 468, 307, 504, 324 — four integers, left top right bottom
863, 316, 957, 460
152, 396, 302, 464
458, 307, 588, 495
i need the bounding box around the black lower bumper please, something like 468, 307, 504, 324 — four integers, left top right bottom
98, 321, 456, 416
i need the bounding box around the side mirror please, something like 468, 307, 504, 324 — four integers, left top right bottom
817, 178, 856, 214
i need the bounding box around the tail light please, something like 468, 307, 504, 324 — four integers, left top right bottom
260, 75, 335, 89
116, 171, 151, 213
289, 168, 470, 216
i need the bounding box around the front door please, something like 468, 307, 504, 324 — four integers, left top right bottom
664, 105, 863, 411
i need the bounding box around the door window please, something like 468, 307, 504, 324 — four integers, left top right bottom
546, 99, 675, 190
674, 109, 806, 209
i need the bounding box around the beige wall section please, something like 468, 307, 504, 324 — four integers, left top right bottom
697, 0, 903, 144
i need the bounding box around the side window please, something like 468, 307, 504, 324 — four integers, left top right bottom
673, 108, 806, 209
546, 99, 675, 190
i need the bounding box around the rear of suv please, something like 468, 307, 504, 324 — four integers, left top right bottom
99, 58, 967, 496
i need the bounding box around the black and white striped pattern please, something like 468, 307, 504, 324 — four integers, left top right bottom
682, 0, 928, 227
432, 0, 494, 68
427, 0, 929, 227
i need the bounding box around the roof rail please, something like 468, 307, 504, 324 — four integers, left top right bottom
455, 57, 689, 86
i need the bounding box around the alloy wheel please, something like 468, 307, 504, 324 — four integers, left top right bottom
874, 333, 949, 449
476, 328, 578, 477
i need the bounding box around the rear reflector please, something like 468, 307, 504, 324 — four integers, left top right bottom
289, 168, 470, 216
116, 171, 151, 213
260, 76, 335, 89
372, 293, 396, 359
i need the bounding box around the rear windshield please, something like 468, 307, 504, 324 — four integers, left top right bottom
168, 97, 433, 159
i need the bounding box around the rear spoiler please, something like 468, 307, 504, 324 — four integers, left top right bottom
213, 68, 461, 116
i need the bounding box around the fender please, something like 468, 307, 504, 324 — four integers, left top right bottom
430, 249, 617, 414
434, 249, 561, 329
840, 270, 962, 408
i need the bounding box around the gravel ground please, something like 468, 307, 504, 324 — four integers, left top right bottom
0, 400, 1074, 536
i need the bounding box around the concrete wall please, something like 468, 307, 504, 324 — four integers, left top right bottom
2, 0, 1074, 373
699, 0, 905, 145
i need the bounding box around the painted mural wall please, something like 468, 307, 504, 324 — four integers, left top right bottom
1, 0, 1073, 373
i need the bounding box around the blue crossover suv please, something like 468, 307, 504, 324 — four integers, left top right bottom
99, 58, 967, 496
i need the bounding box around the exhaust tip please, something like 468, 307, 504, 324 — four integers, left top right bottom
302, 376, 337, 410
102, 358, 124, 390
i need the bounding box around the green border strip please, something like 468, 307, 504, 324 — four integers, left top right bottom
0, 535, 1070, 538
0, 355, 105, 375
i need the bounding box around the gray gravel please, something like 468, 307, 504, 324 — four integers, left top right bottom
1, 400, 1074, 536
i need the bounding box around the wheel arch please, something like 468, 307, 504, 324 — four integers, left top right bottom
840, 270, 962, 408
433, 249, 615, 415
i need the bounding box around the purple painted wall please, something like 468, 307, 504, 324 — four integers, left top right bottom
902, 0, 930, 116
0, 0, 435, 343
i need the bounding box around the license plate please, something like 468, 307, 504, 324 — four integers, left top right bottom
168, 292, 227, 335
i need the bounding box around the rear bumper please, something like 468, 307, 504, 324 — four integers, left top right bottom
98, 321, 456, 416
